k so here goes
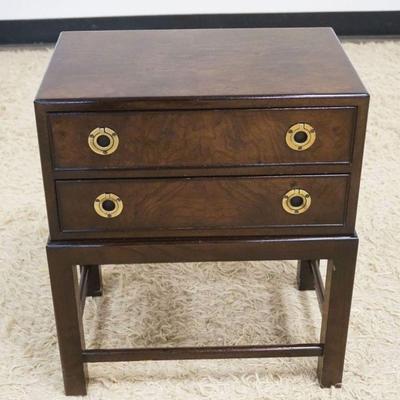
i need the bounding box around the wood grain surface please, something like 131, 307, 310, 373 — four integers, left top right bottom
36, 28, 367, 101
56, 175, 349, 238
50, 107, 355, 170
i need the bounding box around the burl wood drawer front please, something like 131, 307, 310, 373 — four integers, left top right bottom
56, 175, 349, 238
49, 108, 355, 170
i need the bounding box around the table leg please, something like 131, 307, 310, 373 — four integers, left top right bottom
317, 240, 358, 387
85, 264, 103, 297
296, 260, 317, 291
47, 249, 88, 396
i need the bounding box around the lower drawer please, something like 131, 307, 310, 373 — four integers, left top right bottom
55, 175, 349, 239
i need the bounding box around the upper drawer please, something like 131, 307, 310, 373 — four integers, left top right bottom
49, 107, 355, 170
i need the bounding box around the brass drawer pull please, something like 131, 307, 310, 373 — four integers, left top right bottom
88, 127, 119, 155
94, 193, 123, 218
282, 189, 311, 214
286, 123, 316, 151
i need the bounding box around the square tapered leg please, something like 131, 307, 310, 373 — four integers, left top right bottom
317, 240, 358, 387
85, 265, 103, 297
47, 249, 88, 396
296, 260, 319, 291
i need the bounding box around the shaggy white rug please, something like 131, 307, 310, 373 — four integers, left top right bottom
1, 38, 400, 399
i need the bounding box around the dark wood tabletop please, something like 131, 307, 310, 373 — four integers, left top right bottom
36, 28, 367, 101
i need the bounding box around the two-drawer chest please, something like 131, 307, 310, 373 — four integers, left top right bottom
35, 28, 369, 395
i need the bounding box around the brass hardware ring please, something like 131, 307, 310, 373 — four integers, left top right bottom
285, 123, 316, 151
94, 193, 123, 218
282, 188, 311, 215
88, 127, 119, 155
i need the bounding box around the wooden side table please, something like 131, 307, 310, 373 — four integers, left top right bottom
35, 28, 369, 395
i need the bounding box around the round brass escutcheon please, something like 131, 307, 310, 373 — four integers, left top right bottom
285, 123, 316, 151
88, 127, 119, 155
94, 193, 123, 218
282, 188, 311, 215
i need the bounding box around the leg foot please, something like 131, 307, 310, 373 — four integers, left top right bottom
317, 240, 358, 388
296, 260, 317, 291
47, 249, 88, 396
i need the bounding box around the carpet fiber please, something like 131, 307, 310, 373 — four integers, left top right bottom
1, 39, 399, 399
